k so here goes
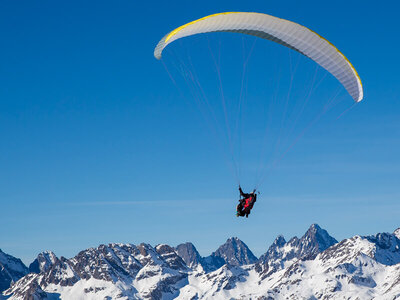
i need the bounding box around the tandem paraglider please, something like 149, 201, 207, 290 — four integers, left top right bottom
236, 186, 257, 218
154, 12, 363, 218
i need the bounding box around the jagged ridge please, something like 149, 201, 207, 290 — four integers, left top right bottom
2, 224, 400, 300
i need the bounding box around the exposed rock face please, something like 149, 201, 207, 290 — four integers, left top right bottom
2, 224, 400, 299
176, 237, 257, 272
198, 237, 258, 273
297, 223, 339, 258
0, 249, 28, 293
29, 251, 59, 274
319, 231, 400, 267
268, 231, 400, 300
365, 232, 400, 265
175, 242, 205, 269
256, 223, 338, 278
4, 274, 48, 300
4, 243, 189, 300
209, 237, 258, 266
259, 224, 338, 264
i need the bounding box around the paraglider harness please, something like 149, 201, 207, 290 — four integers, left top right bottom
236, 186, 258, 218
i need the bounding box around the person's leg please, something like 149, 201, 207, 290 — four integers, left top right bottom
236, 204, 242, 217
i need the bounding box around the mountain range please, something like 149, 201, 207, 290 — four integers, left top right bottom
1, 223, 400, 299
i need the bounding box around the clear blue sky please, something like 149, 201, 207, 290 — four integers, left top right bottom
0, 0, 399, 264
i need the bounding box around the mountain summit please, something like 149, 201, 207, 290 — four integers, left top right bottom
28, 251, 59, 274
259, 223, 337, 263
0, 249, 28, 293
298, 223, 339, 259
208, 237, 258, 267
175, 242, 204, 269
176, 237, 258, 272
256, 224, 338, 278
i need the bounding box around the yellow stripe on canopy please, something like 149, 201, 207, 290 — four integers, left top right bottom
155, 12, 363, 102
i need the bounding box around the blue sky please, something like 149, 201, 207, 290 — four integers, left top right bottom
0, 0, 399, 264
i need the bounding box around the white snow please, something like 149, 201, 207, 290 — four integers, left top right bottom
394, 228, 400, 240
0, 251, 26, 275
3, 228, 400, 299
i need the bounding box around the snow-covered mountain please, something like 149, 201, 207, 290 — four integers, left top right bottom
175, 237, 258, 273
208, 237, 258, 267
395, 228, 400, 240
29, 251, 59, 274
256, 223, 338, 279
2, 224, 400, 299
0, 249, 28, 293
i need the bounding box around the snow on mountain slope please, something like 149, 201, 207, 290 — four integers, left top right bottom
2, 224, 400, 299
264, 246, 400, 299
175, 229, 400, 299
256, 223, 338, 279
4, 243, 190, 299
264, 230, 400, 299
0, 249, 28, 293
319, 232, 400, 268
210, 237, 258, 266
202, 237, 258, 272
29, 251, 59, 274
395, 228, 400, 240
175, 237, 258, 273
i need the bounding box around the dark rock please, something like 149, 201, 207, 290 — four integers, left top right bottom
0, 249, 28, 292
205, 237, 258, 271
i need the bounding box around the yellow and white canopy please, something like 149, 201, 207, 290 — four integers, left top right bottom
154, 12, 363, 102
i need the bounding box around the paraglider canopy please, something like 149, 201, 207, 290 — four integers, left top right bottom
154, 12, 363, 102
154, 11, 364, 190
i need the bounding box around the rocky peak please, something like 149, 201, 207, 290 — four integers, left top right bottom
4, 274, 50, 299
297, 223, 338, 259
4, 242, 190, 299
0, 249, 28, 293
365, 232, 400, 265
258, 235, 287, 263
257, 224, 337, 278
0, 249, 28, 277
272, 235, 286, 247
135, 242, 174, 269
319, 230, 400, 268
155, 244, 187, 271
29, 251, 59, 274
70, 243, 144, 281
209, 237, 258, 267
175, 242, 204, 268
